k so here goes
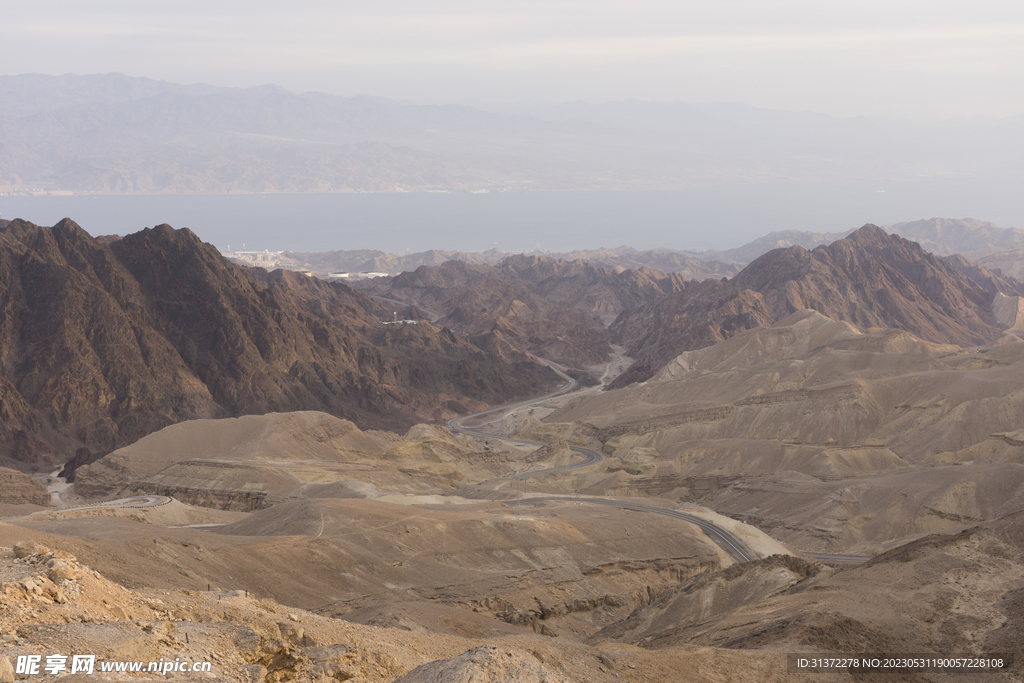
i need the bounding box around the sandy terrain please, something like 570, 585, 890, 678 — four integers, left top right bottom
4, 508, 1019, 681
15, 499, 247, 527
73, 414, 547, 510
6, 496, 735, 642
528, 311, 1024, 554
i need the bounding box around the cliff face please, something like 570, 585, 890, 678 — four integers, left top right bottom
0, 219, 556, 469
610, 225, 1012, 386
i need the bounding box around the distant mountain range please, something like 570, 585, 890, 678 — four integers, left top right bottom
889, 218, 1024, 256
287, 245, 739, 281
689, 217, 1024, 263
284, 218, 1023, 280
967, 244, 1024, 280
688, 229, 855, 264
2, 73, 1021, 194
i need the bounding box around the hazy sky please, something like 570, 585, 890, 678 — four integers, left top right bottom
3, 1, 1023, 118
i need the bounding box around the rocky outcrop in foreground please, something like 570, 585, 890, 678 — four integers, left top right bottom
0, 535, 788, 682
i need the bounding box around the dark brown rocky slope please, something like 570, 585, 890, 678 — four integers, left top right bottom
610, 225, 1015, 385
363, 258, 611, 366
358, 254, 686, 367
495, 253, 688, 320
0, 219, 556, 470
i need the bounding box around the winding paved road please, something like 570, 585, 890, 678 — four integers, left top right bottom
445, 361, 764, 563
448, 370, 870, 566
376, 293, 604, 481
53, 496, 172, 512
445, 358, 594, 479
511, 496, 755, 563
1, 495, 172, 522
381, 294, 870, 567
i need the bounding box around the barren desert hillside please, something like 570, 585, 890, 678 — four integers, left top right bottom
532, 309, 1024, 553
588, 508, 1024, 671
3, 303, 1024, 680
72, 411, 573, 507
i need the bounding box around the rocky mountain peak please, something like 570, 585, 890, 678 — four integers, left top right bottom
610, 224, 1014, 385
50, 217, 92, 239
119, 223, 207, 253
843, 223, 890, 246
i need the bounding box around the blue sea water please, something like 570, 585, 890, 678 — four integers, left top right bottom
1, 177, 1019, 254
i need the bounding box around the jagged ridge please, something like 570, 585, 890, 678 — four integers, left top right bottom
0, 218, 557, 469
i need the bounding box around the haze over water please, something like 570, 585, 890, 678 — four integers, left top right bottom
3, 175, 1018, 254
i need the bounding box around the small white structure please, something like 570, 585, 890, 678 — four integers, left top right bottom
330, 271, 392, 280
222, 248, 290, 269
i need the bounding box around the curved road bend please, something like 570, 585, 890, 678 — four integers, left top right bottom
450, 390, 870, 566
448, 366, 871, 566
375, 293, 601, 480
372, 294, 601, 479
2, 495, 172, 522
446, 358, 592, 481
511, 496, 755, 563
54, 496, 172, 512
